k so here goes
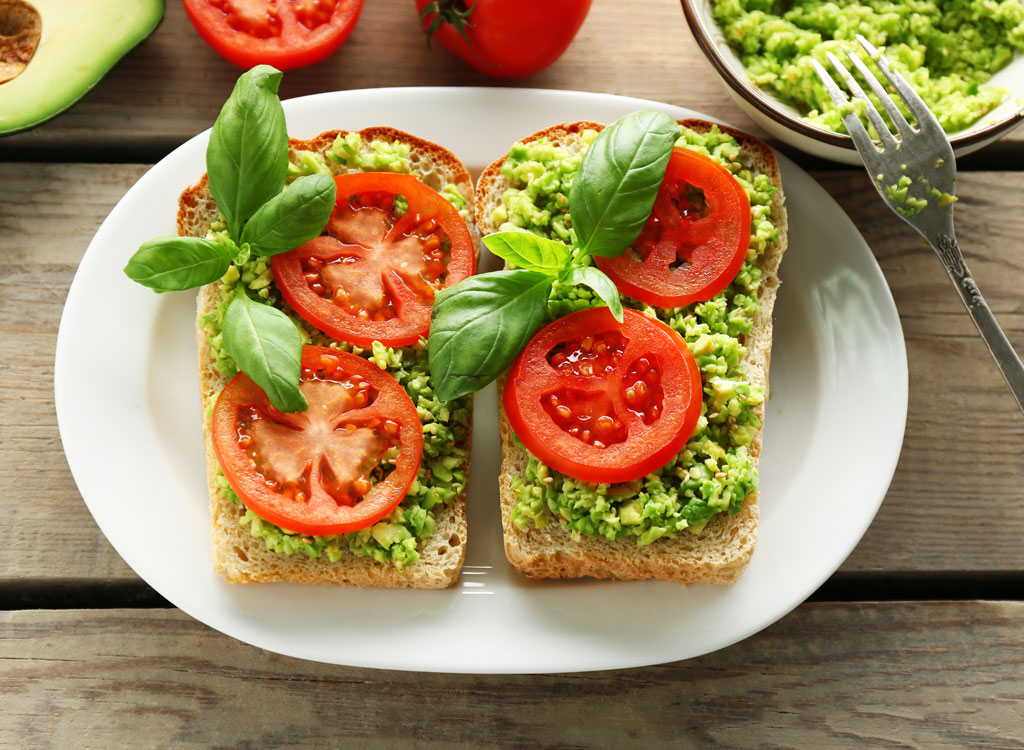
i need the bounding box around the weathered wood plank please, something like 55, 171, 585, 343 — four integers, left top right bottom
824, 171, 1024, 573
0, 0, 768, 160
2, 164, 1024, 582
4, 0, 1018, 163
2, 603, 1022, 748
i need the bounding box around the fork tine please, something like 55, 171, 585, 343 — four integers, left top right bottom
843, 49, 913, 139
824, 51, 897, 149
855, 34, 942, 135
811, 58, 883, 159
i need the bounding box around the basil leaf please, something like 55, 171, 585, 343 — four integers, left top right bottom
222, 289, 307, 413
483, 232, 572, 275
428, 270, 553, 401
570, 266, 624, 322
240, 174, 337, 256
206, 65, 289, 240
569, 109, 681, 259
123, 236, 233, 292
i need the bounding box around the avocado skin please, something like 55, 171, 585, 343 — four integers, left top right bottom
0, 0, 165, 136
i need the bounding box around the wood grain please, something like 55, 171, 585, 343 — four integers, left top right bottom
0, 0, 774, 161
5, 0, 1016, 165
2, 603, 1022, 748
2, 163, 1023, 584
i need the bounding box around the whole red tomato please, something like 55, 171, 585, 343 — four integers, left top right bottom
416, 0, 592, 78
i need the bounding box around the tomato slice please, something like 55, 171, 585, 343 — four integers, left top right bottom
503, 307, 702, 484
272, 172, 475, 347
595, 148, 751, 308
182, 0, 363, 70
212, 346, 423, 536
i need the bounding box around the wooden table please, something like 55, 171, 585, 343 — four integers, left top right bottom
3, 1, 1023, 745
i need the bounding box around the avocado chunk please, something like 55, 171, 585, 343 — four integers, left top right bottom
0, 0, 164, 136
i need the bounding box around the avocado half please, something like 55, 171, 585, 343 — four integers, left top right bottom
0, 0, 164, 136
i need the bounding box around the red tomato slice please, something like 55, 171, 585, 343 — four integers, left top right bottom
503, 307, 702, 484
272, 172, 475, 347
183, 0, 363, 70
595, 148, 751, 308
212, 346, 423, 535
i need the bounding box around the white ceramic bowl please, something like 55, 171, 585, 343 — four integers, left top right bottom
681, 0, 1024, 164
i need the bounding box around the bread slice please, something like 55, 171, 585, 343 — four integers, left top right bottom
180, 127, 477, 589
477, 119, 788, 584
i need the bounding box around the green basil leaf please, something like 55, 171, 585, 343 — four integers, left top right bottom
570, 266, 624, 323
123, 236, 233, 292
483, 232, 572, 275
206, 65, 289, 240
222, 289, 307, 413
428, 270, 553, 401
240, 174, 337, 256
569, 109, 681, 259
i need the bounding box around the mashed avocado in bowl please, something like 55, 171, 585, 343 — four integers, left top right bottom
682, 0, 1024, 162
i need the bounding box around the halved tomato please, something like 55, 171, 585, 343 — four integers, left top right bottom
595, 147, 751, 308
503, 307, 702, 484
183, 0, 363, 70
272, 172, 476, 347
212, 346, 422, 535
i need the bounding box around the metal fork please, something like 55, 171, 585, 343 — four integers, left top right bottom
812, 34, 1024, 413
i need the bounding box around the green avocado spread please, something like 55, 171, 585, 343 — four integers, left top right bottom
496, 126, 779, 544
711, 0, 1024, 134
201, 135, 471, 570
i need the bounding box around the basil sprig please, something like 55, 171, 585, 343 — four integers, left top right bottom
570, 109, 681, 258
223, 288, 307, 413
240, 174, 338, 256
428, 110, 682, 402
123, 66, 336, 413
207, 66, 289, 241
124, 236, 234, 292
429, 271, 554, 400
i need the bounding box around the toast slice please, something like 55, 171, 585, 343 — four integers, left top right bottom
181, 128, 477, 588
477, 119, 787, 584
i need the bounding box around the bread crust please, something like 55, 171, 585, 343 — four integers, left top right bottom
185, 128, 477, 589
479, 119, 788, 584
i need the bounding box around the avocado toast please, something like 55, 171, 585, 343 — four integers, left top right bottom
476, 119, 787, 584
180, 126, 478, 589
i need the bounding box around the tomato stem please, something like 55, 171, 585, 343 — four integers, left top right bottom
420, 0, 476, 52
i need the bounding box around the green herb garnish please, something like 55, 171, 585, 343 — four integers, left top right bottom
427, 109, 681, 401
123, 66, 336, 412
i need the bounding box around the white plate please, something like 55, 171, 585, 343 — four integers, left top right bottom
55, 88, 907, 674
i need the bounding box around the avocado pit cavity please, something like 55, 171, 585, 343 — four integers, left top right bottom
0, 0, 41, 85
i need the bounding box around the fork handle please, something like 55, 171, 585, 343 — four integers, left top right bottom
934, 233, 1024, 413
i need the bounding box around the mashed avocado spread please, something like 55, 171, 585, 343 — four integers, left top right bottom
201, 135, 471, 570
711, 0, 1024, 134
496, 126, 778, 544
